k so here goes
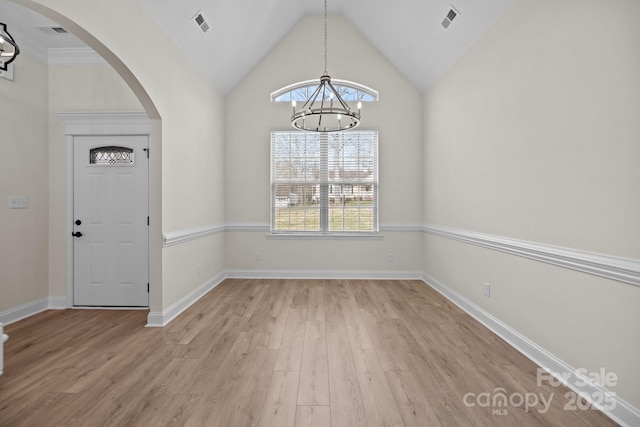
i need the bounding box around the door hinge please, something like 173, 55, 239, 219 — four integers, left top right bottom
147, 216, 150, 226
143, 148, 149, 158
147, 283, 150, 293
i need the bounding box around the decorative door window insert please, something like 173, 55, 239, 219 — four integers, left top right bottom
89, 146, 134, 165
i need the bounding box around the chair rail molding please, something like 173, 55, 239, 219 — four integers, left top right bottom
163, 224, 226, 247
423, 224, 640, 287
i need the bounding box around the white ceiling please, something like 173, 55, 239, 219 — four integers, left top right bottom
1, 0, 513, 94
0, 0, 85, 51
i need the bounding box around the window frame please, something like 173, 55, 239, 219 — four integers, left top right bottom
270, 130, 379, 236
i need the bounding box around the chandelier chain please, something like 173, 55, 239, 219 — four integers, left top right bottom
289, 0, 361, 132
324, 0, 328, 75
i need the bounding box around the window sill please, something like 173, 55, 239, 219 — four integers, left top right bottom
266, 232, 383, 240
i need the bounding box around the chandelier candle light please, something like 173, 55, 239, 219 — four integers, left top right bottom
291, 0, 361, 132
0, 22, 20, 72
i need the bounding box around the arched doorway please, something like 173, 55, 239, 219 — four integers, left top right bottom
4, 0, 163, 317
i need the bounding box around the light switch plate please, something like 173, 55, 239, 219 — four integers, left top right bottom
9, 196, 28, 209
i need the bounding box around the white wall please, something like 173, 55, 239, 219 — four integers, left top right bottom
225, 15, 423, 275
0, 55, 49, 314
423, 0, 640, 408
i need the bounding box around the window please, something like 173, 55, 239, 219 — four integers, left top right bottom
271, 79, 378, 103
89, 146, 134, 165
271, 130, 378, 234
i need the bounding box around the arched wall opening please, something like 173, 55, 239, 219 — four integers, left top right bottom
8, 0, 164, 314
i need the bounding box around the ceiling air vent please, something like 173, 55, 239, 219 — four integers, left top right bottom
36, 25, 69, 34
193, 11, 210, 33
441, 6, 460, 29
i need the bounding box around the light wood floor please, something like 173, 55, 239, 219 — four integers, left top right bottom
1, 279, 616, 426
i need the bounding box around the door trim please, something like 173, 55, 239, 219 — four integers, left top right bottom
59, 112, 151, 308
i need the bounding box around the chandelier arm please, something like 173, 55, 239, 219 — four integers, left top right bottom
326, 81, 351, 111
318, 84, 329, 129
300, 84, 323, 112
0, 37, 19, 54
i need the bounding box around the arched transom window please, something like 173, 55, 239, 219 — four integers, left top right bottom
271, 79, 379, 103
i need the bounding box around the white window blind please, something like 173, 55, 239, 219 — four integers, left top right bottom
271, 130, 378, 234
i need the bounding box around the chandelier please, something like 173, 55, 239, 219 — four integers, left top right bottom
291, 0, 361, 132
0, 22, 20, 72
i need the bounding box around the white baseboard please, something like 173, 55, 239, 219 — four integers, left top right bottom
422, 272, 640, 427
0, 297, 67, 325
49, 296, 68, 309
225, 270, 423, 280
146, 272, 226, 327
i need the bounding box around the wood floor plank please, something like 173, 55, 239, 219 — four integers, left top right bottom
295, 405, 331, 427
0, 279, 619, 427
353, 280, 402, 320
69, 343, 185, 426
168, 315, 252, 394
174, 294, 231, 345
224, 349, 279, 427
258, 370, 300, 427
263, 280, 297, 350
297, 321, 330, 406
326, 333, 368, 427
352, 349, 404, 427
340, 281, 374, 350
359, 308, 412, 372
385, 370, 442, 427
183, 333, 275, 427
0, 368, 72, 423
129, 393, 202, 427
324, 281, 349, 335
307, 282, 326, 322
2, 392, 78, 427
274, 308, 307, 371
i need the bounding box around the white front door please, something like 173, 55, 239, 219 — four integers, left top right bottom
73, 136, 149, 307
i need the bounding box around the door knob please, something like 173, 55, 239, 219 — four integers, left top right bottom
72, 231, 83, 238
75, 220, 82, 225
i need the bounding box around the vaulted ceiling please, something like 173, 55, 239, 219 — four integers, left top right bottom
1, 0, 513, 94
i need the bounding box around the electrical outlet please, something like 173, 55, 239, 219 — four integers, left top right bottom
9, 196, 28, 209
484, 283, 491, 297
256, 251, 263, 261
386, 253, 394, 262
